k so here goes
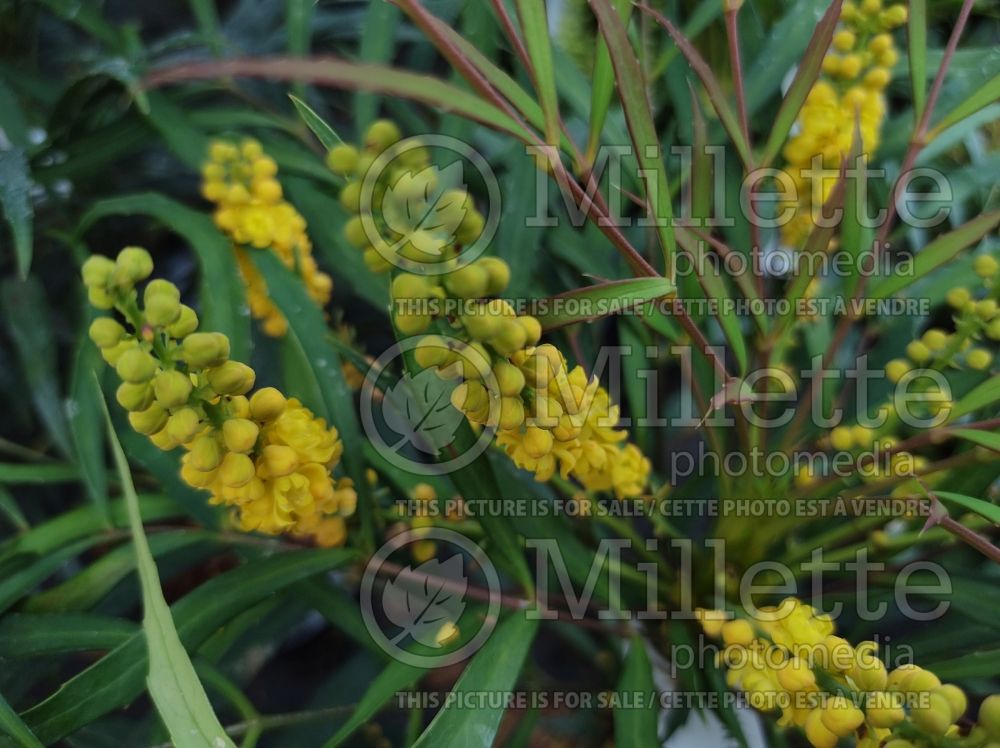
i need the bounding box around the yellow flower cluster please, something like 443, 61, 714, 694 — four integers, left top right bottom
202, 138, 333, 337
394, 258, 650, 498
328, 119, 485, 274
698, 599, 1000, 747
83, 247, 355, 546
780, 0, 906, 248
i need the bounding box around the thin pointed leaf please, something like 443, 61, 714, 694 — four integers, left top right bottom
515, 0, 560, 144
289, 94, 343, 149
950, 429, 1000, 455
615, 639, 659, 746
909, 0, 927, 120
590, 0, 677, 276
929, 73, 1000, 139
586, 0, 632, 163
356, 1, 401, 133
534, 278, 675, 331
868, 210, 1000, 300
0, 689, 42, 748
0, 147, 33, 279
321, 661, 424, 747
932, 490, 1000, 526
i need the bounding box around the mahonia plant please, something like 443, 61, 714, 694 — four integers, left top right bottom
698, 600, 1000, 748
780, 0, 907, 248
82, 247, 355, 546
201, 138, 333, 337
326, 119, 486, 274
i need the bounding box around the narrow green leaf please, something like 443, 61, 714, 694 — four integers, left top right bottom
946, 376, 1000, 424
515, 0, 560, 145
615, 639, 659, 747
286, 0, 313, 58
356, 1, 401, 133
586, 0, 632, 164
0, 463, 79, 485
0, 689, 42, 748
0, 146, 34, 278
321, 661, 424, 747
20, 544, 354, 744
289, 94, 342, 150
78, 193, 251, 361
98, 387, 236, 748
909, 0, 927, 121
0, 487, 27, 532
188, 0, 222, 56
932, 490, 1000, 526
69, 311, 110, 525
147, 58, 537, 144
950, 428, 1000, 454
925, 648, 1000, 680
759, 0, 843, 168
590, 0, 677, 277
929, 73, 1000, 138
0, 614, 137, 658
534, 278, 675, 331
0, 278, 73, 457
251, 251, 374, 549
0, 536, 104, 616
868, 210, 1000, 301
411, 612, 538, 747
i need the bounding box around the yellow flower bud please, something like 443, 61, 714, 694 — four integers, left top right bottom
116, 348, 158, 384
364, 119, 401, 152
490, 319, 528, 356
523, 426, 554, 459
362, 246, 393, 273
262, 444, 298, 477
868, 33, 892, 54
128, 403, 168, 435
166, 408, 201, 444
820, 695, 865, 736
153, 370, 193, 408
830, 426, 854, 451
931, 684, 966, 722
967, 348, 992, 371
866, 691, 905, 727
805, 708, 839, 748
144, 293, 181, 327
250, 387, 287, 421
81, 255, 115, 288
189, 434, 223, 471
946, 287, 971, 308
219, 451, 255, 487
113, 247, 154, 286
721, 619, 754, 647
414, 335, 451, 369
979, 694, 1000, 738
166, 305, 199, 338
444, 263, 490, 299
461, 307, 502, 340
252, 177, 282, 203
973, 254, 999, 279
839, 54, 862, 79
87, 286, 114, 310
344, 215, 368, 247
497, 396, 525, 431
393, 310, 432, 336
906, 340, 931, 363
391, 273, 436, 300
116, 381, 154, 411
864, 67, 891, 89
911, 691, 954, 735
339, 180, 361, 212
904, 668, 941, 694
885, 358, 910, 383
326, 143, 360, 175
456, 210, 485, 245
493, 361, 526, 396
977, 299, 999, 320
518, 315, 542, 345
89, 317, 125, 348
101, 338, 137, 366
479, 257, 511, 295
833, 30, 856, 52
206, 361, 256, 395
776, 657, 816, 691
182, 332, 230, 368
880, 4, 907, 27
223, 417, 260, 453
